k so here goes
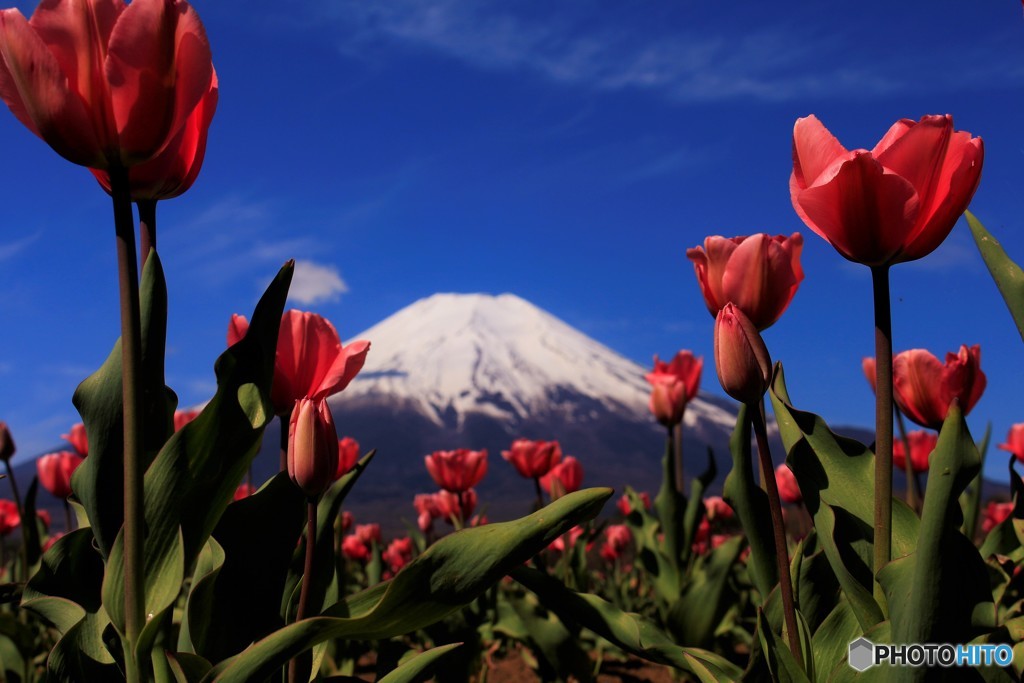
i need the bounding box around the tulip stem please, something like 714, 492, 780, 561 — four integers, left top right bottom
137, 199, 157, 272
871, 265, 893, 601
533, 477, 544, 511
111, 164, 146, 683
674, 421, 684, 493
289, 500, 317, 683
750, 403, 802, 668
895, 408, 918, 512
3, 461, 26, 581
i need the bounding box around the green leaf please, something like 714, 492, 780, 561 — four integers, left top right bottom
22, 528, 105, 635
165, 652, 213, 683
681, 448, 717, 565
769, 364, 920, 629
980, 456, 1024, 559
667, 535, 743, 648
71, 251, 177, 559
654, 429, 685, 572
811, 599, 862, 683
755, 609, 810, 683
968, 211, 1024, 342
511, 566, 742, 683
204, 487, 612, 683
506, 591, 592, 682
20, 477, 42, 575
377, 643, 462, 683
961, 423, 991, 540
722, 403, 777, 598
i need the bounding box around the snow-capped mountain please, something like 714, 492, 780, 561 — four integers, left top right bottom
337, 292, 736, 434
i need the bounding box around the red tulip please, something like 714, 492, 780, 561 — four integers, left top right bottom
382, 537, 414, 572
61, 423, 87, 456
341, 534, 370, 562
233, 482, 255, 501
354, 523, 381, 545
892, 345, 986, 429
704, 495, 735, 520
229, 310, 370, 415
0, 499, 19, 536
173, 408, 201, 432
893, 431, 938, 474
502, 439, 561, 479
547, 525, 586, 553
0, 422, 14, 462
413, 493, 441, 532
998, 424, 1024, 463
0, 0, 215, 169
862, 357, 877, 394
539, 456, 583, 498
37, 509, 51, 530
687, 233, 804, 330
424, 449, 488, 493
600, 524, 632, 561
340, 510, 353, 533
434, 489, 477, 524
335, 436, 360, 479
791, 114, 983, 267
774, 465, 802, 505
37, 450, 83, 499
616, 491, 651, 516
982, 500, 1014, 534
645, 351, 703, 427
714, 304, 772, 405
286, 398, 338, 498
42, 532, 63, 552
91, 72, 217, 200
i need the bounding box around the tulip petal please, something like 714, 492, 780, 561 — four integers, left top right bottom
314, 340, 371, 400
874, 115, 952, 211
0, 9, 105, 166
795, 152, 919, 266
901, 133, 983, 262
690, 236, 740, 316
893, 349, 947, 429
791, 115, 849, 189
720, 234, 802, 330
870, 118, 915, 157
106, 0, 212, 164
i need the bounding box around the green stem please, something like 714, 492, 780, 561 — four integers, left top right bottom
871, 265, 893, 599
533, 476, 544, 511
750, 403, 803, 668
288, 500, 318, 683
895, 407, 918, 512
137, 199, 157, 272
111, 164, 145, 683
674, 420, 684, 494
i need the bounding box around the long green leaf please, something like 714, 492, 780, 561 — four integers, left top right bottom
377, 643, 462, 683
968, 211, 1024, 342
205, 487, 611, 683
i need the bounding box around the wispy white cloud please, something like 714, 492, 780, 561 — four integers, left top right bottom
289, 260, 350, 305
317, 1, 1022, 103
0, 232, 40, 261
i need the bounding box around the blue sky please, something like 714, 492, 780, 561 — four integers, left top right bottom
0, 0, 1022, 479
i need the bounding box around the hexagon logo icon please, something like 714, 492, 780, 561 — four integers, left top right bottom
848, 638, 875, 672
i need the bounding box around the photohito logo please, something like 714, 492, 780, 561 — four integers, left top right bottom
848, 638, 1013, 670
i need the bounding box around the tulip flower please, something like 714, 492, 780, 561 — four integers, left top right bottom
892, 345, 986, 430
286, 398, 339, 498
424, 449, 488, 493
547, 525, 586, 554
228, 310, 370, 416
982, 501, 1014, 534
704, 495, 735, 520
340, 511, 353, 533
0, 422, 14, 462
616, 491, 651, 516
61, 423, 88, 457
354, 523, 381, 546
37, 509, 51, 530
0, 0, 215, 169
382, 537, 414, 572
341, 534, 370, 562
37, 450, 83, 499
233, 482, 255, 501
173, 409, 201, 432
434, 489, 477, 524
687, 234, 804, 330
714, 304, 771, 405
774, 465, 802, 505
0, 499, 19, 536
413, 493, 441, 533
335, 436, 360, 479
790, 115, 983, 267
998, 424, 1024, 463
540, 456, 584, 498
91, 73, 218, 201
600, 524, 632, 562
893, 430, 937, 474
645, 351, 703, 427
502, 439, 561, 479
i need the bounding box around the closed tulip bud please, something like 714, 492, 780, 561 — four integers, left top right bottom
774, 465, 802, 505
714, 304, 771, 405
335, 436, 360, 479
287, 398, 339, 498
0, 422, 14, 462
37, 451, 83, 499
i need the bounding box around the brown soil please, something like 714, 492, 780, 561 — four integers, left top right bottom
485, 653, 676, 683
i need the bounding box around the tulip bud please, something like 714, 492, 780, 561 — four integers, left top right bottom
0, 422, 14, 462
287, 398, 339, 498
714, 303, 771, 405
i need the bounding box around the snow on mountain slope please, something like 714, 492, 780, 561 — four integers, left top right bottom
336, 292, 735, 433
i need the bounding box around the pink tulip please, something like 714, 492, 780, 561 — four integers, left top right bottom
233, 482, 255, 501
539, 456, 584, 497
173, 409, 201, 432
774, 465, 802, 505
893, 431, 938, 474
382, 537, 414, 572
37, 450, 83, 499
502, 439, 561, 479
0, 499, 19, 536
600, 524, 632, 561
286, 398, 338, 498
704, 495, 735, 520
998, 424, 1024, 463
434, 489, 477, 524
0, 0, 215, 169
982, 501, 1014, 534
354, 523, 381, 545
645, 351, 703, 427
616, 491, 651, 516
61, 423, 87, 457
791, 114, 983, 266
335, 436, 360, 479
687, 234, 804, 330
892, 345, 986, 429
341, 534, 370, 562
714, 304, 772, 405
424, 449, 488, 493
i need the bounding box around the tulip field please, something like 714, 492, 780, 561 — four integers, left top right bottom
0, 1, 1024, 682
